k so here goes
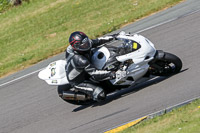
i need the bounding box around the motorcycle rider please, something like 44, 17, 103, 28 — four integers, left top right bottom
60, 31, 117, 102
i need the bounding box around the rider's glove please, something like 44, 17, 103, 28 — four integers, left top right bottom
98, 36, 114, 41
111, 33, 119, 40
114, 70, 126, 80
110, 71, 116, 79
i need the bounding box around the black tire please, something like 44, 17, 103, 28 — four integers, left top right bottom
150, 52, 182, 76
62, 98, 94, 105
57, 84, 71, 95
57, 84, 94, 105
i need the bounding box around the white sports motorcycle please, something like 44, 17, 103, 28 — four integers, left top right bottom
38, 32, 182, 105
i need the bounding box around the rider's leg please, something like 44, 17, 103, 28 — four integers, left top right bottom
57, 84, 72, 97
75, 82, 106, 102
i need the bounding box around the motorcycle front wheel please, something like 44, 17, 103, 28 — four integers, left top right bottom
149, 52, 182, 76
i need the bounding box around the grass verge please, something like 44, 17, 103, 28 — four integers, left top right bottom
0, 0, 183, 77
120, 99, 200, 133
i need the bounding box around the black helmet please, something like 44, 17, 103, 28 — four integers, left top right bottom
69, 31, 92, 52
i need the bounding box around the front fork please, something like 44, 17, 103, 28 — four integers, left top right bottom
148, 50, 166, 74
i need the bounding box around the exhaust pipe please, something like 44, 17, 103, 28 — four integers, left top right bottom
62, 91, 92, 101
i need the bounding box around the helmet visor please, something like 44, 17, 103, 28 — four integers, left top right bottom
74, 38, 91, 51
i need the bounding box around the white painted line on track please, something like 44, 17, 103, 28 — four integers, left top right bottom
0, 68, 43, 87
136, 9, 200, 34
136, 18, 176, 33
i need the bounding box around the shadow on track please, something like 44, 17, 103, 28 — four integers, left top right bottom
72, 69, 188, 112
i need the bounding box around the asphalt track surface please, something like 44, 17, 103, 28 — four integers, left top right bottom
1, 0, 200, 133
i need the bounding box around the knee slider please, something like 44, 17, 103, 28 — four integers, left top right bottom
97, 91, 106, 101
93, 87, 106, 101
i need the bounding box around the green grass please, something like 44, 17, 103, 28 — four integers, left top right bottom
120, 99, 200, 133
0, 0, 183, 77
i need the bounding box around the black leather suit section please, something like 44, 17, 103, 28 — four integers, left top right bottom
66, 54, 113, 86
65, 37, 114, 86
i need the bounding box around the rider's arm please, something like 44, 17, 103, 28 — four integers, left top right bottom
65, 45, 74, 61
71, 55, 115, 81
85, 64, 115, 81
92, 36, 115, 47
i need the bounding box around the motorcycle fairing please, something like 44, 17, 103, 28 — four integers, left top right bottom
38, 60, 69, 85
109, 34, 156, 85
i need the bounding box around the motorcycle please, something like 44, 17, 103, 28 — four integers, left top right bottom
38, 31, 182, 105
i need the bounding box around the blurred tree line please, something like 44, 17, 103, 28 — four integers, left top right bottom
0, 0, 30, 13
